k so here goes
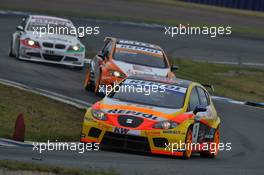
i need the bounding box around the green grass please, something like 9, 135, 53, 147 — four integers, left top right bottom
172, 59, 264, 102
0, 84, 85, 142
0, 160, 118, 175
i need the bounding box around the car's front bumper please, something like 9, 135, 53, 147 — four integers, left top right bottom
19, 46, 85, 67
81, 111, 191, 156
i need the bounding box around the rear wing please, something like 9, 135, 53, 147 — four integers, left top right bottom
202, 84, 215, 94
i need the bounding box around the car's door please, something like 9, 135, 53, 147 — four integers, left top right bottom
188, 86, 214, 142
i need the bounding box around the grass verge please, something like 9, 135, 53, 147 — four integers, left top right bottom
0, 160, 118, 175
173, 59, 264, 102
0, 84, 85, 142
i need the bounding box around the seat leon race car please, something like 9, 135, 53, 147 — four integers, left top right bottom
84, 37, 178, 95
81, 74, 221, 159
9, 15, 85, 69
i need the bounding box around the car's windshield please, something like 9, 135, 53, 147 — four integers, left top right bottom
108, 79, 186, 109
113, 44, 167, 68
26, 18, 76, 36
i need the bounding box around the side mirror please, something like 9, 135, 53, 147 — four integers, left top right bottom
193, 105, 207, 115
171, 64, 179, 71
16, 26, 24, 31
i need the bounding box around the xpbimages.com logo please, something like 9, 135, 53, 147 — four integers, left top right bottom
32, 140, 99, 154
32, 24, 100, 38
165, 24, 232, 38
99, 82, 166, 96
165, 141, 232, 154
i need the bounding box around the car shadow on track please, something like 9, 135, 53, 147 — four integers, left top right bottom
99, 146, 205, 160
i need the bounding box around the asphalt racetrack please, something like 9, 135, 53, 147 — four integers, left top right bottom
0, 14, 264, 175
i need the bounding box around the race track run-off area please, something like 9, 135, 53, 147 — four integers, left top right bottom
0, 13, 264, 175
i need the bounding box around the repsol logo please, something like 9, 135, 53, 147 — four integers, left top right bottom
107, 109, 159, 120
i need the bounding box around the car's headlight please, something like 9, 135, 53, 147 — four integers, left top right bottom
153, 120, 178, 129
28, 39, 35, 46
68, 44, 83, 52
72, 45, 79, 51
109, 70, 126, 78
91, 109, 107, 121
21, 38, 40, 48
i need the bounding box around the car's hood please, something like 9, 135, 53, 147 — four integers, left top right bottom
25, 32, 79, 45
100, 97, 182, 122
112, 60, 170, 76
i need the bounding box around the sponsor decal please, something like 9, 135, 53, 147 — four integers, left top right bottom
163, 130, 181, 134
116, 44, 162, 55
113, 127, 140, 135
118, 40, 156, 48
107, 109, 159, 121
146, 131, 161, 136
113, 127, 130, 134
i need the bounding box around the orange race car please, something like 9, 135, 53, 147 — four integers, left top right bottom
84, 37, 178, 95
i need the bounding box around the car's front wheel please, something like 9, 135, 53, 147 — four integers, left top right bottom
84, 66, 95, 91
183, 127, 193, 159
15, 42, 21, 60
94, 71, 104, 97
9, 38, 15, 57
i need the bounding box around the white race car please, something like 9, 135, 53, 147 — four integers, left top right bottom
9, 15, 85, 69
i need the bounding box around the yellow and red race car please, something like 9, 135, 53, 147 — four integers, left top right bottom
81, 74, 221, 159
84, 37, 177, 95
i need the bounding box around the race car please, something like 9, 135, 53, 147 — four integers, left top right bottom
84, 37, 178, 95
81, 74, 221, 159
9, 15, 85, 69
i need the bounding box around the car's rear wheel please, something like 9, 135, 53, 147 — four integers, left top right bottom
84, 67, 95, 91
183, 128, 193, 159
200, 127, 220, 158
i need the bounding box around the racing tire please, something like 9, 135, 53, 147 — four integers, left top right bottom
15, 42, 21, 60
9, 38, 15, 57
183, 127, 193, 159
200, 127, 220, 158
84, 67, 95, 91
94, 71, 104, 97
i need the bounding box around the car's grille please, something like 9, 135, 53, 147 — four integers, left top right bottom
43, 54, 63, 62
55, 44, 66, 49
118, 115, 143, 128
42, 42, 53, 48
101, 132, 150, 152
64, 57, 78, 62
27, 52, 41, 58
